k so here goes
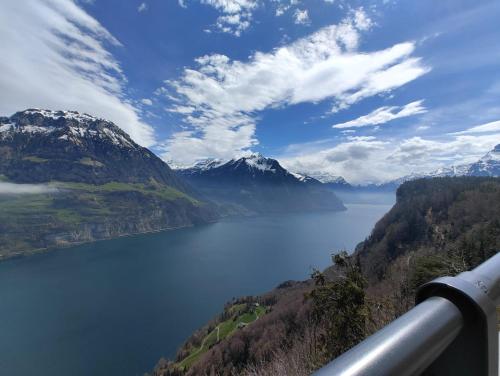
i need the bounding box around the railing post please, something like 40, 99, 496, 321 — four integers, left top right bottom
313, 252, 500, 376
416, 255, 500, 375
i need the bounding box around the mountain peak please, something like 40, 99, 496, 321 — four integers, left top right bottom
239, 153, 277, 173
481, 144, 500, 161
1, 108, 137, 149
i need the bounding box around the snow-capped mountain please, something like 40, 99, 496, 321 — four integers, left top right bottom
179, 153, 300, 182
177, 154, 345, 214
0, 109, 184, 188
390, 144, 500, 186
467, 144, 500, 176
0, 109, 137, 149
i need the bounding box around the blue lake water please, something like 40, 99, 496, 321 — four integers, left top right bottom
0, 195, 393, 376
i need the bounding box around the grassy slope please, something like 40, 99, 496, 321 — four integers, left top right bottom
176, 304, 267, 371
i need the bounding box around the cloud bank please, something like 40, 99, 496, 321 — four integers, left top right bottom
0, 0, 154, 146
161, 9, 429, 165
280, 134, 499, 184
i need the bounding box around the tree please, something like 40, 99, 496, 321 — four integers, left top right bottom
308, 251, 367, 362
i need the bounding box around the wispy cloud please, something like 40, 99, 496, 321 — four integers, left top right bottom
451, 119, 500, 135
332, 100, 427, 129
0, 0, 154, 146
182, 0, 259, 36
138, 2, 148, 12
159, 9, 429, 165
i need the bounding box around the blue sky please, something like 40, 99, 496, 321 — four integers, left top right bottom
1, 0, 499, 183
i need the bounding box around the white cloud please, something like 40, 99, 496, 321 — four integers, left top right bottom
0, 182, 59, 195
294, 9, 309, 25
0, 0, 155, 146
280, 133, 500, 184
183, 0, 259, 36
141, 98, 153, 106
138, 2, 148, 12
160, 9, 429, 165
332, 100, 427, 128
451, 119, 500, 135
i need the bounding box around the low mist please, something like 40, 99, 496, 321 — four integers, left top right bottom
0, 182, 58, 195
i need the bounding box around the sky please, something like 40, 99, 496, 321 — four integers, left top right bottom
1, 0, 499, 184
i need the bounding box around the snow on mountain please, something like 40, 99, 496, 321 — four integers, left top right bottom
389, 144, 500, 186
243, 153, 277, 173
467, 144, 500, 176
296, 171, 350, 186
0, 109, 186, 188
0, 109, 137, 149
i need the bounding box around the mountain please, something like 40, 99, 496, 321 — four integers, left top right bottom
467, 144, 500, 176
0, 109, 217, 260
177, 154, 345, 214
0, 109, 188, 188
298, 171, 353, 190
385, 143, 500, 187
150, 176, 500, 376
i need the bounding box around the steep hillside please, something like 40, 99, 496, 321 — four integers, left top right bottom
177, 154, 345, 214
355, 177, 500, 282
150, 177, 500, 376
0, 109, 218, 260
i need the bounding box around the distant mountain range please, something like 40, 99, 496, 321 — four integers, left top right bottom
176, 154, 345, 214
0, 109, 217, 259
294, 143, 500, 192
391, 144, 500, 185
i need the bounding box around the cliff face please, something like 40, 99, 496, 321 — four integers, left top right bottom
0, 189, 218, 260
0, 109, 218, 259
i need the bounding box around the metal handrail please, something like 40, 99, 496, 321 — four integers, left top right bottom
314, 252, 500, 376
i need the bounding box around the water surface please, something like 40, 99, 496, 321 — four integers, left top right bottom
0, 195, 393, 376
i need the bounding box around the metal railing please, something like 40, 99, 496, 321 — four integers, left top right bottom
314, 252, 500, 376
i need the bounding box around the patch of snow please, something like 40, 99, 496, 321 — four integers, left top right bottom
290, 172, 307, 182
24, 109, 98, 123
22, 125, 55, 134
0, 123, 13, 133
244, 154, 276, 173
192, 158, 225, 170
102, 127, 133, 148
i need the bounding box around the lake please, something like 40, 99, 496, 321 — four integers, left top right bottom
0, 195, 394, 376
